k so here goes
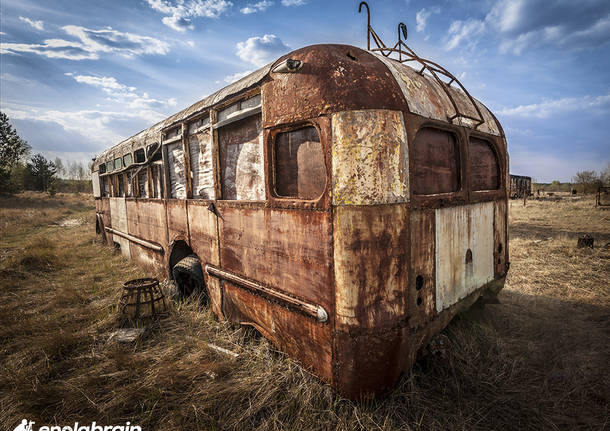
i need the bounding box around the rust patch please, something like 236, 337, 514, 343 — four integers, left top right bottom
333, 204, 408, 330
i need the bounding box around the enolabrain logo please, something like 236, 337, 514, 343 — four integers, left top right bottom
13, 419, 142, 431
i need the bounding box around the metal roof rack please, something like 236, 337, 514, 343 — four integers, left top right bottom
358, 1, 485, 128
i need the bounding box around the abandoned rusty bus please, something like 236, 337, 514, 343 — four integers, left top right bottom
92, 39, 509, 398
509, 174, 532, 198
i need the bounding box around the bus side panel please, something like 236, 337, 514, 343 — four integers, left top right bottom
223, 281, 333, 381
217, 205, 333, 311
126, 199, 167, 270
408, 209, 436, 323
333, 204, 408, 330
494, 199, 508, 277
166, 199, 189, 244
187, 201, 222, 318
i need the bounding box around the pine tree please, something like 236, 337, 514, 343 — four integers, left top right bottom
26, 154, 57, 192
0, 111, 31, 192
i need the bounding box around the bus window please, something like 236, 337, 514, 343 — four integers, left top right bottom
167, 141, 187, 199
134, 148, 145, 163
274, 126, 325, 199
117, 173, 125, 197
218, 114, 264, 200
469, 137, 499, 191
106, 160, 114, 173
137, 169, 148, 198
114, 158, 123, 171
101, 176, 110, 197
412, 128, 460, 195
151, 163, 164, 198
123, 153, 133, 167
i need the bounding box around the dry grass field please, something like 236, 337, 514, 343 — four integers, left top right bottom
0, 192, 608, 430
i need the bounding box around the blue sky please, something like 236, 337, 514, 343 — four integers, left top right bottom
1, 0, 609, 182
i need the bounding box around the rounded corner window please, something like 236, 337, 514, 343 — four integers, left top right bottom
412, 127, 460, 195
469, 137, 500, 191
273, 125, 326, 200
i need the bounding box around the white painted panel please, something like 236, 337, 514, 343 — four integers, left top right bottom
92, 171, 100, 198
435, 202, 494, 312
109, 197, 131, 258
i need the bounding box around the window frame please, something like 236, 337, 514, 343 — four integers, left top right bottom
410, 124, 463, 197
269, 122, 327, 202
466, 129, 505, 202
467, 135, 501, 192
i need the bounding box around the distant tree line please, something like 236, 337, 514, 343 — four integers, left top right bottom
0, 111, 92, 195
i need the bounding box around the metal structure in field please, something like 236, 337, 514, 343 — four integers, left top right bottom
91, 4, 509, 398
509, 174, 532, 198
597, 186, 610, 207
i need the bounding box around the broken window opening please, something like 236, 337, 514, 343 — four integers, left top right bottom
274, 126, 326, 200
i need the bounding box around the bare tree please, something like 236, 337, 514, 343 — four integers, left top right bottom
572, 170, 601, 194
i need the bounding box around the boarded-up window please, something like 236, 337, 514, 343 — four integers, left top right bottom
189, 128, 215, 199
126, 170, 135, 197
117, 174, 125, 197
274, 126, 325, 199
137, 169, 148, 198
167, 142, 187, 199
102, 176, 110, 197
152, 163, 164, 198
218, 115, 264, 200
469, 138, 499, 191
412, 128, 460, 195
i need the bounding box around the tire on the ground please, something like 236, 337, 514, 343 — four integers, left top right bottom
172, 254, 206, 301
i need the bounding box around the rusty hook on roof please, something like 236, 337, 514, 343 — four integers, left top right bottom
358, 1, 371, 51
397, 22, 407, 61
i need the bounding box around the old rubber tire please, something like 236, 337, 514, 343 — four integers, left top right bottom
172, 254, 206, 300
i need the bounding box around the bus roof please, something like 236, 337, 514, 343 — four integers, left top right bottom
93, 44, 502, 169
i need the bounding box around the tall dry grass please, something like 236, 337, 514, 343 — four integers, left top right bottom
0, 193, 608, 430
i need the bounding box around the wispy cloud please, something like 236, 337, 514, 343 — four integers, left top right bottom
67, 73, 177, 109
489, 0, 610, 54
445, 19, 486, 50
280, 0, 305, 5
240, 0, 273, 14
1, 25, 170, 60
19, 16, 44, 31
3, 104, 165, 147
222, 70, 254, 83
497, 93, 610, 118
236, 34, 289, 66
416, 7, 440, 33
146, 0, 233, 31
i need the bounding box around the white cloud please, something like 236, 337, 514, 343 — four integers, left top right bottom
445, 19, 486, 50
236, 34, 290, 66
487, 0, 610, 53
223, 70, 254, 83
1, 25, 169, 60
497, 93, 610, 118
19, 16, 44, 31
240, 0, 273, 14
415, 7, 440, 33
68, 74, 176, 110
146, 0, 232, 31
3, 105, 165, 147
281, 0, 305, 5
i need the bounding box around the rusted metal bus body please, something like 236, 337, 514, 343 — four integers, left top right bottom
509, 174, 532, 198
92, 44, 509, 398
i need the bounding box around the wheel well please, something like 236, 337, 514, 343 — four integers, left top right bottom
168, 240, 194, 279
